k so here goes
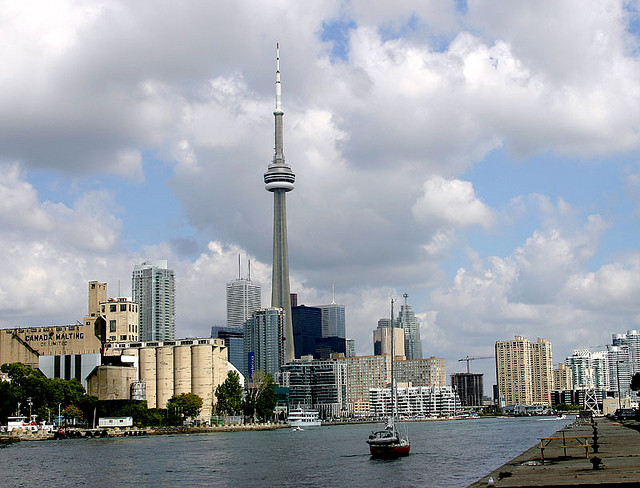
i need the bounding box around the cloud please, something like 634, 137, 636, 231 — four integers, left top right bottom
412, 175, 494, 229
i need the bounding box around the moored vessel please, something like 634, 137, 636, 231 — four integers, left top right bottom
287, 407, 321, 427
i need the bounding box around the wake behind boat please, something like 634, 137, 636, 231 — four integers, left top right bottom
366, 299, 410, 459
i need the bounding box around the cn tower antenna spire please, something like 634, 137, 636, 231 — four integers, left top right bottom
275, 43, 282, 113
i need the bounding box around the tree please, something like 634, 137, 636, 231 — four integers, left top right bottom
166, 393, 203, 423
63, 405, 83, 425
215, 371, 243, 416
243, 371, 277, 422
0, 362, 95, 425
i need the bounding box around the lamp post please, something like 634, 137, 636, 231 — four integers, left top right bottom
27, 397, 33, 422
58, 403, 62, 427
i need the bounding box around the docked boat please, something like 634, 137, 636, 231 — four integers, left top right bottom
366, 299, 411, 458
287, 407, 321, 427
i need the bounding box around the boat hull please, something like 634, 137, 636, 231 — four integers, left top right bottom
369, 443, 411, 458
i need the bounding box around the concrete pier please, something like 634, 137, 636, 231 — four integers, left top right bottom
468, 418, 640, 487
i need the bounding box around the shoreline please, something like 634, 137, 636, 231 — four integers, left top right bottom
467, 417, 640, 487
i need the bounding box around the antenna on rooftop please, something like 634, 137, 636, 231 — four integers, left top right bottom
248, 259, 252, 281
331, 284, 336, 304
238, 253, 241, 280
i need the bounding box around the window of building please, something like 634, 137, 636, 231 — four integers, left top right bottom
120, 304, 127, 312
120, 334, 127, 341
109, 320, 116, 332
109, 336, 116, 341
110, 304, 116, 312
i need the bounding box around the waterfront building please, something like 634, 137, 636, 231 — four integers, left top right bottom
132, 260, 175, 341
244, 307, 284, 380
565, 349, 610, 390
495, 336, 554, 406
278, 356, 348, 418
553, 363, 573, 391
291, 304, 322, 358
451, 372, 484, 406
397, 293, 422, 360
101, 297, 139, 343
211, 325, 244, 376
369, 385, 461, 418
396, 357, 446, 387
226, 264, 261, 329
340, 354, 391, 416
610, 330, 640, 399
373, 325, 405, 358
103, 338, 227, 420
264, 45, 296, 364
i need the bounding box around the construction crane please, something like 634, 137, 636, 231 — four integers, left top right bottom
458, 355, 495, 373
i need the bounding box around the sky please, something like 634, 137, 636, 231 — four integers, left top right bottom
1, 0, 640, 389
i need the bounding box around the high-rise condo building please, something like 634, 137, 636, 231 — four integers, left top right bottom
495, 335, 553, 406
565, 349, 609, 390
610, 330, 640, 399
244, 307, 284, 380
132, 260, 175, 341
397, 293, 422, 360
226, 265, 261, 329
553, 363, 573, 391
451, 372, 484, 406
264, 44, 295, 364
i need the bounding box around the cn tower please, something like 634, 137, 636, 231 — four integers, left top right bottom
264, 44, 295, 364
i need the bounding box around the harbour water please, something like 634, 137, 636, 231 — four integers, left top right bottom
1, 416, 572, 487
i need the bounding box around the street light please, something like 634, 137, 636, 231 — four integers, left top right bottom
27, 397, 33, 422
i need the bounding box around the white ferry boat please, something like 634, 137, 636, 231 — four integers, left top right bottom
287, 407, 321, 427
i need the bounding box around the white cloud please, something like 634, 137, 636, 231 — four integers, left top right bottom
412, 175, 494, 229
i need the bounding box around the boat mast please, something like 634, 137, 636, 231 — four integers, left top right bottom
390, 298, 396, 425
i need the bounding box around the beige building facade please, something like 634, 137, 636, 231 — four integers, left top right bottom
495, 335, 554, 406
553, 362, 573, 391
373, 327, 405, 359
104, 338, 228, 420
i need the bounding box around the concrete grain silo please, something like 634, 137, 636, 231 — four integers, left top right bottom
192, 343, 214, 419
156, 346, 175, 409
139, 347, 157, 408
174, 345, 192, 395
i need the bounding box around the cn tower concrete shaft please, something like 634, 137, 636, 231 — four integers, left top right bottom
264, 44, 295, 364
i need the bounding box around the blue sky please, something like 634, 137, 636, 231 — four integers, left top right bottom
1, 0, 640, 387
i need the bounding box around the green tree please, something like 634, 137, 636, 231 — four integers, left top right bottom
63, 404, 83, 424
215, 371, 243, 415
0, 362, 96, 425
243, 371, 277, 422
166, 393, 203, 423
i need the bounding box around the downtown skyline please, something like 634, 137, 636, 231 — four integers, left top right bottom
1, 1, 640, 387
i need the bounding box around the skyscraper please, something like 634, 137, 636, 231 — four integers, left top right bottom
226, 258, 261, 329
264, 44, 295, 363
397, 293, 422, 360
132, 260, 175, 341
317, 302, 346, 338
244, 307, 284, 379
495, 335, 553, 406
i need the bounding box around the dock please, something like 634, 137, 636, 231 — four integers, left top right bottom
468, 417, 640, 487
